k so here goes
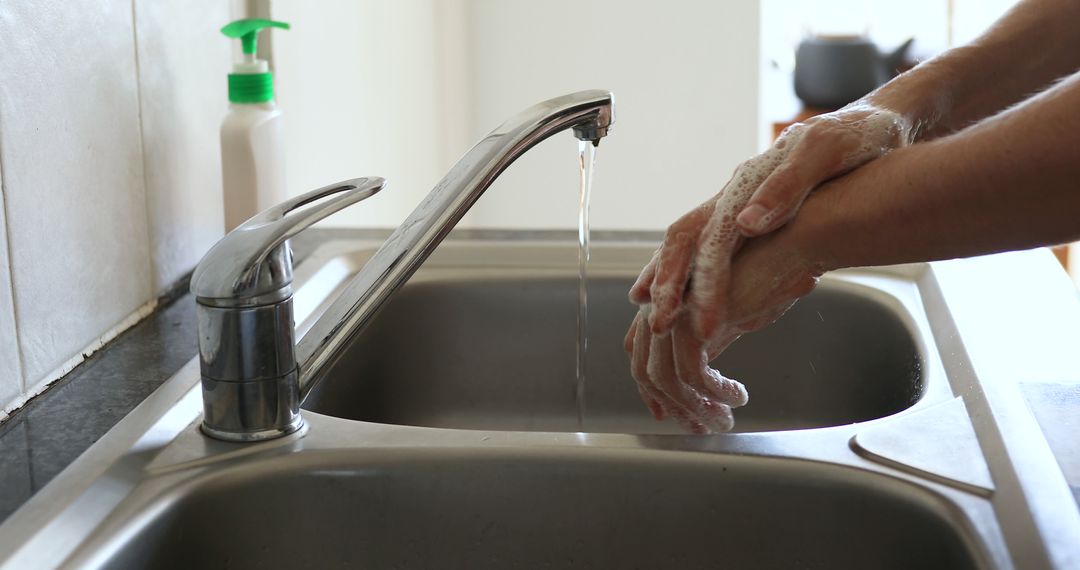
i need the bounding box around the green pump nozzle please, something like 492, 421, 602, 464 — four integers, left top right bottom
221, 18, 290, 104
222, 19, 290, 58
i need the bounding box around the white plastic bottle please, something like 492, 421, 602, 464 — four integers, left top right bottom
219, 18, 291, 232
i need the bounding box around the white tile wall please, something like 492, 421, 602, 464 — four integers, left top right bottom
0, 1, 231, 414
0, 1, 152, 389
134, 0, 230, 293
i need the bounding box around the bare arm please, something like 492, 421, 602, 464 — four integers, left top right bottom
726, 0, 1080, 236
726, 68, 1080, 324
869, 0, 1080, 140
812, 69, 1080, 271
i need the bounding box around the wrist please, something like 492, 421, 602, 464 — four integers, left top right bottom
788, 140, 947, 272
864, 48, 974, 141
781, 188, 844, 275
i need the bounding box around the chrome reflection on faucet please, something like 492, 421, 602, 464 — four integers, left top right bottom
192, 90, 615, 441
190, 178, 385, 441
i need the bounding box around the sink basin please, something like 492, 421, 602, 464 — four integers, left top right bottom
81, 446, 978, 569
303, 243, 927, 433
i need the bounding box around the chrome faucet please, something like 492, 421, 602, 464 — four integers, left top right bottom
191, 89, 614, 442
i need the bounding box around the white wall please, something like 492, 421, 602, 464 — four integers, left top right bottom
272, 0, 457, 230
462, 1, 760, 231
272, 1, 761, 231
0, 0, 231, 416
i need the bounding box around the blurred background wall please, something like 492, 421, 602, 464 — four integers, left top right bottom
273, 0, 760, 231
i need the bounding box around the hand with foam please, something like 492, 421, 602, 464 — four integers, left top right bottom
630, 103, 910, 332
624, 220, 824, 433
625, 102, 910, 433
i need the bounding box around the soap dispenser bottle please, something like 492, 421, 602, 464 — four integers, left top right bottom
219, 18, 290, 232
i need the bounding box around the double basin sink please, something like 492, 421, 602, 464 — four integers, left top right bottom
2, 234, 1077, 568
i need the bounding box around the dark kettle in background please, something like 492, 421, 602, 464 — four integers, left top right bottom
793, 36, 914, 109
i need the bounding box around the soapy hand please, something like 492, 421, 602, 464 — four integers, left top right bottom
626, 102, 910, 432
630, 103, 910, 334
624, 231, 821, 434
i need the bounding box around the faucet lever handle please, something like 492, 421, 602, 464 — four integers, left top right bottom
191, 177, 386, 305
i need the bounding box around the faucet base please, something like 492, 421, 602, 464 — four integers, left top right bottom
200, 416, 305, 442
200, 372, 303, 442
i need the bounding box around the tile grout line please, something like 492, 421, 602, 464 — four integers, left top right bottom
130, 0, 157, 298
0, 79, 29, 401
0, 298, 159, 423
0, 0, 158, 425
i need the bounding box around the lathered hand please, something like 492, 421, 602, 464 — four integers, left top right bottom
624, 305, 748, 434
626, 103, 909, 432
625, 219, 824, 433
630, 104, 909, 335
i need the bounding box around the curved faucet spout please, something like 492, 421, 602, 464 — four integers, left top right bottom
296, 89, 615, 397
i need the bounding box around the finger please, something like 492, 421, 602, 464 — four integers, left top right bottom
648, 330, 734, 433
688, 262, 734, 343
624, 313, 639, 355
630, 310, 655, 402
647, 231, 696, 334
687, 222, 738, 342
669, 406, 709, 435
688, 172, 773, 341
668, 151, 787, 339
628, 249, 660, 304
645, 200, 715, 329
637, 384, 667, 420
631, 308, 683, 420
627, 313, 668, 420
737, 115, 905, 237
644, 326, 709, 423
699, 398, 735, 433
671, 320, 748, 408
737, 129, 840, 236
674, 413, 708, 434
645, 327, 686, 409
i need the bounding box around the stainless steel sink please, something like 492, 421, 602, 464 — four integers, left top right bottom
76, 442, 978, 569
2, 234, 1078, 570
303, 243, 927, 433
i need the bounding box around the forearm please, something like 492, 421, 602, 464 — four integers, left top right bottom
866, 0, 1080, 140
803, 69, 1080, 270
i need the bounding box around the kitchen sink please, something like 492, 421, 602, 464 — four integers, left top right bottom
2, 233, 1077, 570
80, 444, 978, 569
305, 275, 923, 433
303, 241, 931, 433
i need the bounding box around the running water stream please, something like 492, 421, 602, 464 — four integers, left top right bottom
576, 140, 597, 431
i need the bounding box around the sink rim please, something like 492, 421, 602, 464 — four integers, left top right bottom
69, 441, 994, 569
